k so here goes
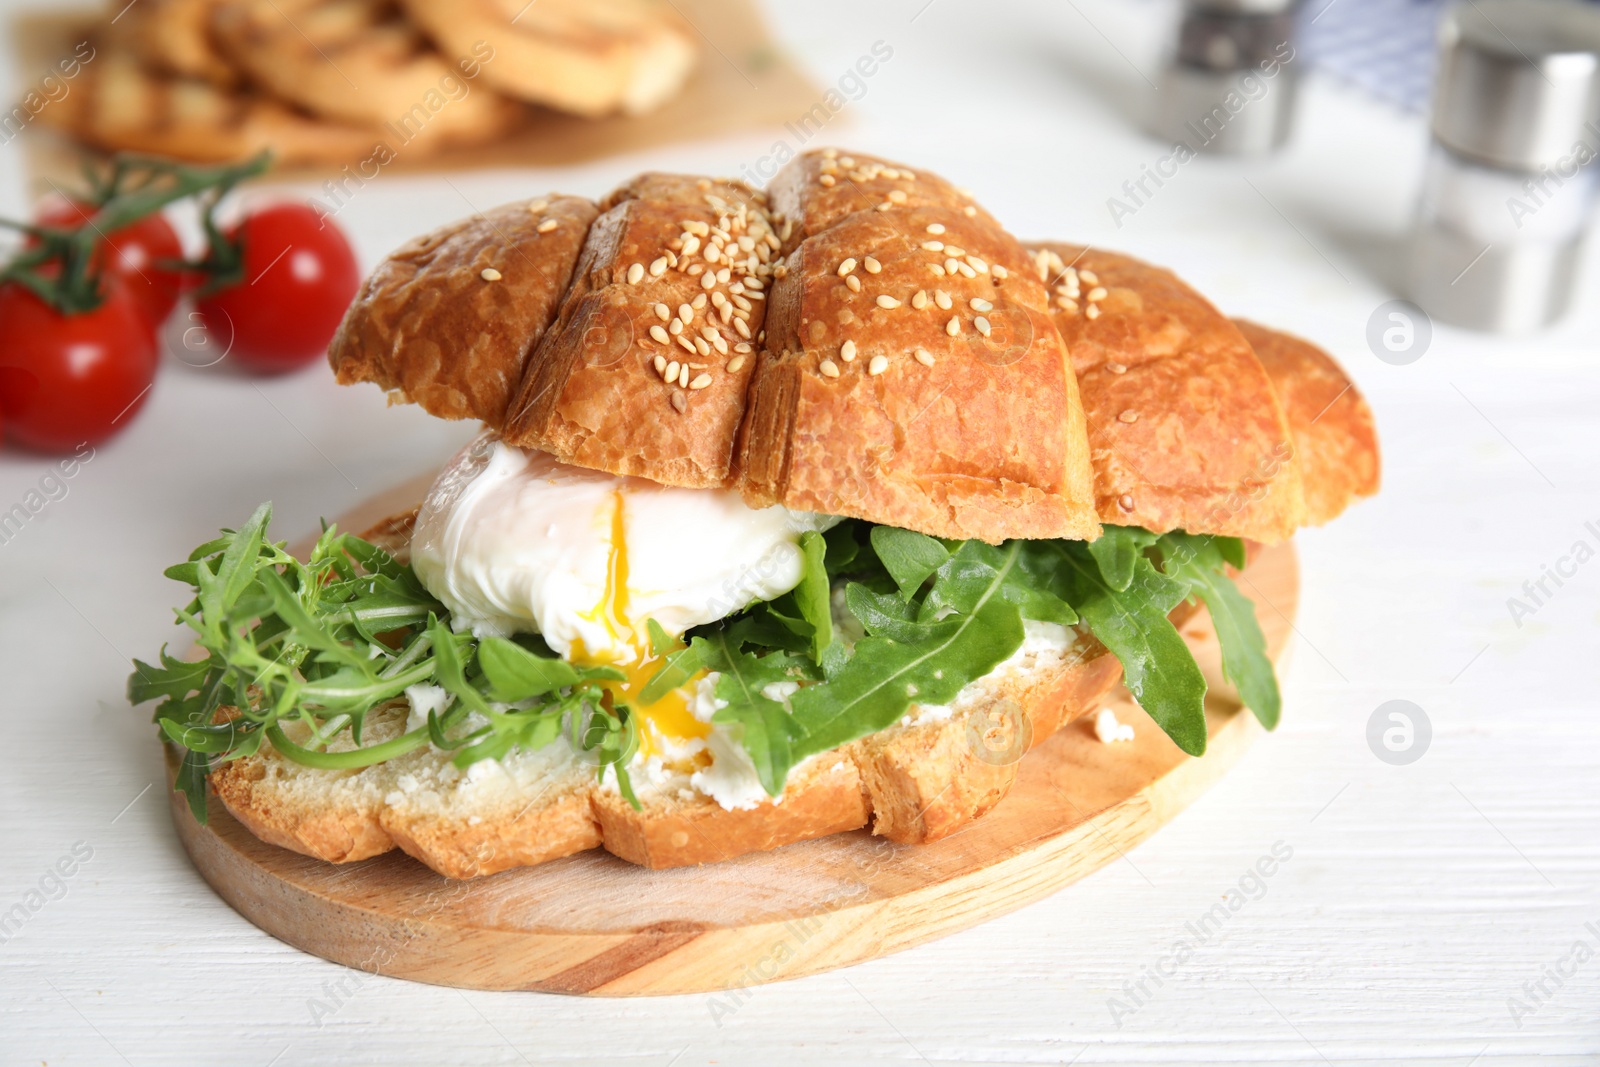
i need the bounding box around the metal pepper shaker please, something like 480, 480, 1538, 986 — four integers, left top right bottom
1409, 0, 1600, 333
1149, 0, 1302, 155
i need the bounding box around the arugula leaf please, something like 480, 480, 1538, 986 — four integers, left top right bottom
693, 630, 806, 796
477, 636, 584, 701
1054, 542, 1210, 756
1086, 525, 1160, 592
1160, 533, 1280, 729
870, 526, 951, 600
638, 619, 703, 705
793, 530, 833, 659
788, 541, 1027, 759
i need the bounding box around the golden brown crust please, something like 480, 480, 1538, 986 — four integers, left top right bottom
1235, 320, 1380, 526
330, 195, 598, 426
501, 176, 775, 488
741, 152, 1100, 543
1028, 244, 1308, 543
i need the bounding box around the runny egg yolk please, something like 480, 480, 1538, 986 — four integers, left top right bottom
569, 491, 710, 757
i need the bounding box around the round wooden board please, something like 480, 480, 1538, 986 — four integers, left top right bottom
167, 493, 1298, 996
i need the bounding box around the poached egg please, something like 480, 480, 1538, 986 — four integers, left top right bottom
411, 432, 834, 754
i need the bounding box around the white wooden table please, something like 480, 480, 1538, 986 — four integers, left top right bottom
1, 1, 1597, 1063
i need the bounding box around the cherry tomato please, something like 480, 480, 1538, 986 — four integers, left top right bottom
194, 203, 359, 374
34, 199, 187, 327
0, 276, 158, 452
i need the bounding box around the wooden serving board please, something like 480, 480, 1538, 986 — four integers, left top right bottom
166, 499, 1298, 996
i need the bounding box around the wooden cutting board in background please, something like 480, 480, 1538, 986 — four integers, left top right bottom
9, 0, 825, 195
161, 483, 1298, 996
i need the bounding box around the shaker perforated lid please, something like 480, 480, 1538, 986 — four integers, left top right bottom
1432, 0, 1600, 170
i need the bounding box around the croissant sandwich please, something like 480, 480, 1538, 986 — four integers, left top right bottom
131, 150, 1378, 878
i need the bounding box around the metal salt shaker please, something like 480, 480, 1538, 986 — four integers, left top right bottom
1410, 0, 1600, 333
1149, 0, 1302, 155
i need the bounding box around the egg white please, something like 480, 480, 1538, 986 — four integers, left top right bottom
410, 432, 836, 663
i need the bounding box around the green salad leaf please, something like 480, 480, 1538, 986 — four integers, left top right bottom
133, 504, 1282, 818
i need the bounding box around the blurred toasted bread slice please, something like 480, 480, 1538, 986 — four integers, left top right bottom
210, 0, 524, 142
398, 0, 697, 117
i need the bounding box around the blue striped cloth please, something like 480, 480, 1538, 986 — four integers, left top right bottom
1300, 0, 1600, 112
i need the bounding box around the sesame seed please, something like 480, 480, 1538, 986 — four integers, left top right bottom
966, 256, 988, 274
1079, 269, 1099, 286
479, 267, 502, 281
876, 295, 901, 309
650, 325, 670, 344
841, 340, 857, 362
717, 267, 731, 283
877, 202, 894, 212
528, 199, 549, 213
692, 292, 708, 309
845, 274, 862, 292
689, 373, 712, 390
944, 245, 965, 258
993, 264, 1008, 280
934, 290, 953, 310
678, 304, 693, 324
957, 262, 978, 279
686, 263, 702, 276
963, 205, 977, 217
677, 336, 697, 355
820, 359, 841, 378
1088, 286, 1108, 302
654, 355, 666, 374
1118, 493, 1134, 511
1056, 298, 1079, 313
701, 273, 717, 290
726, 355, 747, 373
1118, 409, 1139, 423
868, 354, 889, 376
926, 223, 946, 235
665, 359, 680, 382
864, 256, 882, 274
649, 257, 668, 277
685, 220, 710, 237
734, 342, 753, 353
694, 337, 711, 356
974, 316, 991, 336
1086, 304, 1102, 320
626, 263, 644, 285
734, 318, 751, 339
930, 264, 946, 277
671, 392, 687, 413
712, 334, 728, 355
838, 258, 857, 276
682, 235, 701, 257
711, 291, 727, 307
887, 190, 908, 204
914, 347, 935, 367
820, 174, 837, 187
969, 298, 993, 312
912, 290, 929, 309
923, 241, 944, 252
669, 318, 683, 335
1107, 361, 1127, 374
681, 364, 694, 386
719, 303, 734, 324
537, 220, 558, 234
946, 316, 961, 336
